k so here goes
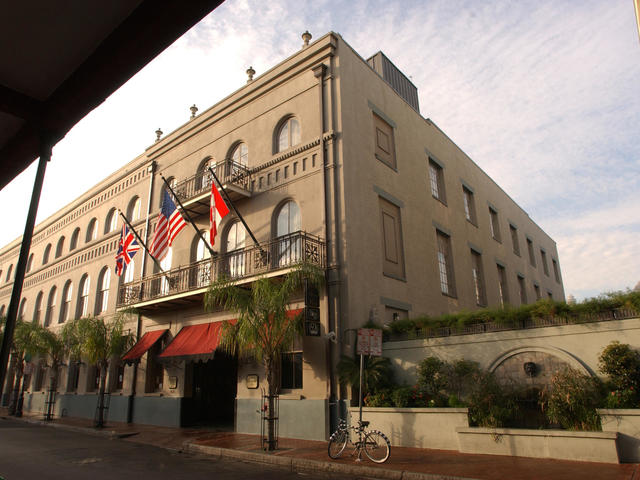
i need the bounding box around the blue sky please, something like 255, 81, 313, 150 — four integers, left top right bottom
1, 0, 638, 301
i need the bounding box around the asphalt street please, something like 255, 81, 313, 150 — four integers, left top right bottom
0, 417, 356, 480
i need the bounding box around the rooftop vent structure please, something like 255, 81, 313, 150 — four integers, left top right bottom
367, 51, 419, 112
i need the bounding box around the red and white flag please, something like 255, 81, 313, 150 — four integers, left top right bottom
210, 180, 230, 245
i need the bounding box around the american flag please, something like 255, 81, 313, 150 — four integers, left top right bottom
149, 190, 187, 261
115, 223, 141, 276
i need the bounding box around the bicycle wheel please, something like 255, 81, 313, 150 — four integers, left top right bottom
328, 429, 348, 459
363, 430, 390, 463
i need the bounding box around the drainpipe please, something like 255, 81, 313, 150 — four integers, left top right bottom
0, 137, 51, 394
313, 61, 340, 433
127, 160, 156, 424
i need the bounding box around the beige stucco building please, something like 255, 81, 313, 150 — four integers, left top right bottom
0, 32, 564, 440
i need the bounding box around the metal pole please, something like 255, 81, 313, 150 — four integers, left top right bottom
160, 175, 215, 257
0, 141, 51, 395
117, 211, 171, 285
208, 166, 262, 251
358, 353, 364, 425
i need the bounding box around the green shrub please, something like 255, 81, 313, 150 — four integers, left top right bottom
391, 386, 413, 408
604, 388, 638, 409
467, 372, 519, 428
598, 341, 640, 392
417, 356, 447, 396
540, 368, 602, 431
365, 389, 393, 407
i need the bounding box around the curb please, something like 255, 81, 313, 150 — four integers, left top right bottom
184, 442, 477, 480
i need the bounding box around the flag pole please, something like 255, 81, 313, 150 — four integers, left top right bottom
160, 175, 216, 258
208, 166, 262, 251
117, 211, 171, 284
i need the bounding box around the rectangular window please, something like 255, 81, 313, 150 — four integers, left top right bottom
534, 283, 541, 300
145, 341, 164, 393
66, 362, 80, 392
547, 291, 553, 299
463, 186, 476, 225
379, 197, 405, 280
518, 275, 527, 305
436, 230, 456, 297
428, 159, 446, 203
281, 352, 303, 390
510, 225, 520, 256
373, 113, 396, 169
527, 238, 536, 267
489, 207, 501, 242
470, 250, 486, 306
540, 249, 549, 276
497, 264, 509, 306
552, 259, 561, 283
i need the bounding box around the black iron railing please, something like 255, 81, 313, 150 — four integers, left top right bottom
173, 160, 251, 202
117, 231, 325, 307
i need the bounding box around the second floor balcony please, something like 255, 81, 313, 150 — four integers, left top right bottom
173, 160, 252, 215
117, 231, 325, 310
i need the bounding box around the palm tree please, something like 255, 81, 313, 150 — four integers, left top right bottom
8, 320, 47, 416
337, 354, 393, 405
38, 325, 73, 420
204, 262, 323, 451
67, 315, 133, 428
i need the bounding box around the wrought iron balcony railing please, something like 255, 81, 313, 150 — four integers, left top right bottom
173, 160, 251, 203
117, 231, 325, 307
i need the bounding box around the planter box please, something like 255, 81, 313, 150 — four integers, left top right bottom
348, 406, 468, 450
456, 427, 619, 464
598, 408, 640, 462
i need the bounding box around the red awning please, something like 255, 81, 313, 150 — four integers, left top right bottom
158, 322, 225, 359
122, 329, 167, 362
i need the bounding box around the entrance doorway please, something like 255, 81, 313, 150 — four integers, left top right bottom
182, 350, 237, 427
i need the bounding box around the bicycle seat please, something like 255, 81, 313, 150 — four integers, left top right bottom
359, 420, 370, 428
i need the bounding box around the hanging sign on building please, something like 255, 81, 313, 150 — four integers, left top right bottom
357, 328, 382, 356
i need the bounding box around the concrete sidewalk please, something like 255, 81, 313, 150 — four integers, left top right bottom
3, 410, 639, 480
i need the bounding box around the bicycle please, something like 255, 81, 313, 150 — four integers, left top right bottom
327, 417, 390, 463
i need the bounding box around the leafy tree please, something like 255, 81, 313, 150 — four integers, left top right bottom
65, 315, 134, 428
204, 263, 324, 450
539, 367, 602, 430
8, 320, 47, 416
598, 341, 640, 408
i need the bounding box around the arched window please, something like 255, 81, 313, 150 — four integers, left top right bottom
18, 298, 27, 320
276, 201, 301, 265
70, 227, 80, 251
95, 267, 110, 314
59, 280, 73, 324
55, 236, 65, 258
159, 248, 172, 295
86, 218, 98, 243
225, 221, 246, 277
6, 264, 13, 282
123, 259, 135, 284
76, 274, 90, 318
276, 117, 301, 153
160, 177, 177, 207
26, 254, 34, 273
231, 143, 248, 167
42, 244, 51, 265
105, 208, 118, 233
33, 291, 43, 324
195, 159, 212, 193
127, 197, 142, 221
44, 286, 57, 327
191, 235, 211, 288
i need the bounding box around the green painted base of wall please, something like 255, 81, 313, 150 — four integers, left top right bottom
21, 393, 182, 427
236, 398, 329, 441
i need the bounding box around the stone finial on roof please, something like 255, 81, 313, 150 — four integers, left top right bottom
155, 128, 163, 142
302, 30, 312, 48
190, 104, 198, 119
246, 66, 255, 83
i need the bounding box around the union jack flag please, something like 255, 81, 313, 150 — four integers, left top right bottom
115, 223, 141, 276
149, 190, 187, 261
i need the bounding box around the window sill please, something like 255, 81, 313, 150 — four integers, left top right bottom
432, 195, 447, 206
441, 292, 458, 299
383, 272, 407, 283
144, 392, 164, 397
279, 393, 304, 400
374, 154, 397, 172
466, 219, 478, 227
493, 238, 502, 244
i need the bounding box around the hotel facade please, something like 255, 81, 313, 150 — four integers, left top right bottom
0, 32, 564, 440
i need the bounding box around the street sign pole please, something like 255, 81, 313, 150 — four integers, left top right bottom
358, 353, 364, 424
